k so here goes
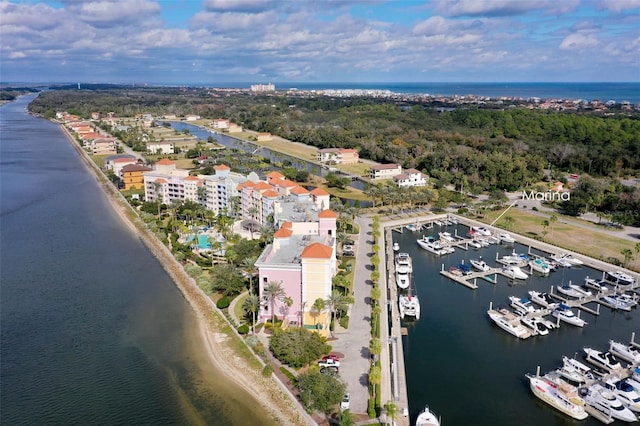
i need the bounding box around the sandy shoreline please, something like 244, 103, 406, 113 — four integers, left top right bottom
59, 124, 308, 425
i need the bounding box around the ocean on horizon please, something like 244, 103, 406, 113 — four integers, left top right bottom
178, 81, 640, 103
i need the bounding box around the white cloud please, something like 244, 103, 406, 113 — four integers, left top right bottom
203, 0, 273, 13
599, 0, 640, 13
432, 0, 579, 17
66, 0, 162, 27
8, 51, 26, 59
559, 33, 599, 50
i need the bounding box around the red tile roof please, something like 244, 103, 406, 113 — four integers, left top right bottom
263, 189, 279, 198
310, 188, 330, 196
156, 158, 175, 165
290, 186, 309, 195
301, 243, 333, 259
274, 227, 293, 238
215, 164, 230, 170
318, 209, 338, 218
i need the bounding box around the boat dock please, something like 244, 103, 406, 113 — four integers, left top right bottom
439, 264, 502, 289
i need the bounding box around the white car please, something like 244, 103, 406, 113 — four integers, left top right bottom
340, 393, 350, 410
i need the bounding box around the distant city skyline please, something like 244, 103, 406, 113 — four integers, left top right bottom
1, 0, 639, 84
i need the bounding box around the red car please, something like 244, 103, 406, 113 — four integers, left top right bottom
322, 354, 340, 362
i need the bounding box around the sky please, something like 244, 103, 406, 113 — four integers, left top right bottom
1, 0, 639, 84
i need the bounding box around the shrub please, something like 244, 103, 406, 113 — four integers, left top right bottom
368, 398, 376, 418
269, 328, 331, 368
262, 364, 273, 377
339, 315, 350, 329
532, 206, 538, 211
216, 296, 230, 309
237, 324, 249, 334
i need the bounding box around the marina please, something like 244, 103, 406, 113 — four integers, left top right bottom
389, 217, 639, 425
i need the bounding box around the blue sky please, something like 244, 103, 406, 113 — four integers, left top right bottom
1, 0, 639, 84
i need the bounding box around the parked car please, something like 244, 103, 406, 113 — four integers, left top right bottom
340, 393, 350, 410
342, 250, 354, 257
322, 354, 340, 362
343, 244, 354, 252
318, 358, 340, 368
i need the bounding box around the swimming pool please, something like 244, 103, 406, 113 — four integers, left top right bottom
186, 234, 212, 250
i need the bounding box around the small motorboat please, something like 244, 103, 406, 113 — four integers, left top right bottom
438, 231, 454, 243
528, 291, 560, 309
583, 347, 623, 372
502, 265, 528, 280
558, 253, 584, 266
616, 293, 638, 308
557, 356, 593, 385
609, 340, 640, 364
415, 405, 441, 426
392, 242, 399, 251
508, 296, 538, 315
498, 233, 515, 244
549, 255, 572, 268
552, 304, 586, 327
499, 251, 528, 267
520, 316, 550, 336
468, 239, 482, 249
457, 263, 472, 275
470, 258, 491, 272
448, 216, 458, 225
529, 258, 551, 275
471, 226, 491, 236
580, 383, 637, 422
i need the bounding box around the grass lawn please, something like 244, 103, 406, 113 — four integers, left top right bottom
477, 209, 640, 271
234, 292, 248, 324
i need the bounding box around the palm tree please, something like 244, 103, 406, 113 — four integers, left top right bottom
152, 181, 163, 216
504, 215, 515, 231
384, 401, 399, 426
247, 206, 259, 239
549, 214, 558, 238
263, 280, 286, 328
621, 248, 633, 268
635, 242, 640, 263
241, 257, 257, 295
311, 298, 326, 330
243, 294, 260, 335
326, 291, 349, 337
369, 338, 382, 361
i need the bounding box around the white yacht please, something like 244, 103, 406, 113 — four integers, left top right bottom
609, 340, 640, 364
584, 277, 608, 292
471, 226, 491, 236
525, 373, 588, 420
549, 255, 573, 268
399, 293, 420, 320
556, 284, 586, 299
528, 291, 560, 309
603, 379, 640, 413
605, 270, 636, 287
498, 232, 515, 244
470, 258, 491, 272
583, 348, 623, 372
468, 239, 482, 249
395, 252, 412, 290
448, 216, 458, 225
416, 236, 454, 256
581, 383, 638, 422
558, 253, 584, 266
498, 251, 528, 267
602, 295, 633, 311
487, 308, 531, 339
392, 242, 399, 251
502, 265, 528, 280
509, 296, 538, 315
405, 223, 421, 232
438, 231, 455, 243
552, 304, 586, 327
529, 258, 551, 275
616, 293, 639, 308
415, 405, 440, 426
557, 356, 593, 385
520, 316, 550, 336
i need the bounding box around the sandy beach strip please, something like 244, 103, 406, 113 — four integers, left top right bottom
59, 124, 310, 426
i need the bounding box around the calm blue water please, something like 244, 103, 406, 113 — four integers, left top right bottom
0, 95, 275, 425
394, 225, 639, 426
188, 82, 640, 103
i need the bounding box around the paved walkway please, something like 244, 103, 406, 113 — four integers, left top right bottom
228, 290, 248, 325
331, 216, 374, 415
